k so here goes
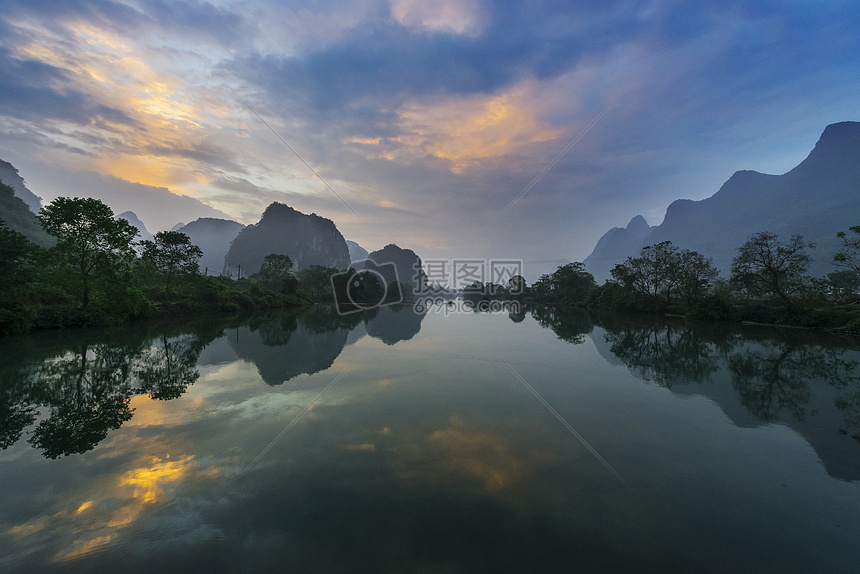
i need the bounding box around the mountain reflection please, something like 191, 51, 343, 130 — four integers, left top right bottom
581, 315, 860, 480
231, 305, 428, 385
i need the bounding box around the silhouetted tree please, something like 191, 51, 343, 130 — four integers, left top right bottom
834, 225, 860, 275
250, 253, 298, 294
730, 231, 812, 301
140, 231, 203, 294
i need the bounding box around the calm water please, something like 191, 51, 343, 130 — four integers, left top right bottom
1, 304, 859, 572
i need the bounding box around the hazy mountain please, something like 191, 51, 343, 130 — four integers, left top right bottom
0, 160, 41, 213
364, 244, 427, 291
584, 121, 860, 281
0, 180, 53, 247
583, 215, 655, 282
176, 217, 245, 275
116, 211, 153, 242
170, 222, 186, 231
224, 202, 350, 276
347, 240, 369, 264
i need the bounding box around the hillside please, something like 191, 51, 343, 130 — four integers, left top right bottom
224, 203, 349, 276
176, 218, 245, 275
347, 240, 369, 263
116, 211, 153, 242
0, 160, 41, 213
0, 181, 53, 247
363, 244, 427, 291
584, 121, 860, 281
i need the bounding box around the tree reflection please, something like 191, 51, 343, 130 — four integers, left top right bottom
728, 339, 859, 423
530, 306, 592, 344
603, 322, 721, 387
135, 333, 205, 400
0, 321, 222, 458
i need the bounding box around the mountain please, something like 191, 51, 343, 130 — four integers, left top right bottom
363, 243, 427, 291
116, 211, 153, 242
0, 180, 53, 247
224, 203, 350, 276
170, 222, 186, 232
583, 121, 860, 282
0, 160, 41, 213
583, 215, 655, 282
176, 218, 245, 275
347, 240, 369, 263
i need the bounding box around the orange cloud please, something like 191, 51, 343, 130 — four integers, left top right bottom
396, 84, 563, 172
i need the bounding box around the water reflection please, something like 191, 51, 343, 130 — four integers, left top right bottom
575, 314, 860, 480
2, 306, 860, 571
0, 320, 227, 458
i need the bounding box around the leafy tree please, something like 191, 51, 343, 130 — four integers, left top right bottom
140, 231, 203, 294
827, 270, 860, 301
298, 265, 339, 300
612, 241, 680, 303
834, 225, 860, 275
0, 219, 39, 294
38, 197, 138, 308
550, 262, 597, 305
730, 231, 813, 301
677, 250, 720, 302
507, 274, 527, 298
250, 253, 298, 294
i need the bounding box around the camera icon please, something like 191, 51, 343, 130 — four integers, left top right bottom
330, 258, 403, 315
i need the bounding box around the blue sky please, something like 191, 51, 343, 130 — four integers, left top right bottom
0, 0, 857, 278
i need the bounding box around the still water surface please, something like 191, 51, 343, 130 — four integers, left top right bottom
1, 304, 859, 572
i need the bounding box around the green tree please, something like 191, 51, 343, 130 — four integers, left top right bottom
550, 262, 597, 305
38, 197, 138, 309
834, 225, 860, 275
250, 253, 298, 294
0, 219, 39, 291
298, 265, 339, 300
140, 231, 203, 294
730, 231, 812, 301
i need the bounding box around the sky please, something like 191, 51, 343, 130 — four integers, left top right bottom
0, 0, 858, 280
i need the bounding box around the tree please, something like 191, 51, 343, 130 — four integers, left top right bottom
0, 219, 39, 291
612, 241, 680, 303
140, 231, 203, 294
38, 197, 138, 308
550, 262, 597, 305
250, 253, 297, 294
676, 250, 720, 302
834, 225, 860, 275
507, 275, 527, 298
730, 231, 813, 301
298, 265, 339, 300
827, 270, 860, 301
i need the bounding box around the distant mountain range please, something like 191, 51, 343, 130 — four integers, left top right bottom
347, 240, 369, 264
175, 218, 245, 275
116, 211, 153, 242
0, 179, 52, 247
584, 121, 860, 282
0, 160, 41, 214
